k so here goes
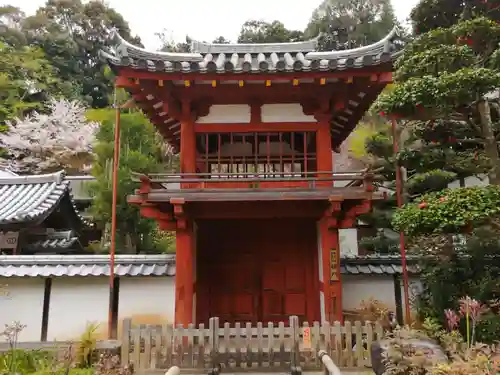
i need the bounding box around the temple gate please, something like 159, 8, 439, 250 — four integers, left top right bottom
100, 28, 402, 326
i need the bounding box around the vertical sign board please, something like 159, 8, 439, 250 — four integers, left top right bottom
0, 232, 19, 250
302, 326, 312, 351
330, 247, 338, 281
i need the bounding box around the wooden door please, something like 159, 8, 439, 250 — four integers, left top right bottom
260, 221, 310, 323
198, 219, 317, 324
200, 220, 260, 324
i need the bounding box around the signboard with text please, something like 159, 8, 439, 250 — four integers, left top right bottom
302, 327, 312, 351
0, 232, 19, 250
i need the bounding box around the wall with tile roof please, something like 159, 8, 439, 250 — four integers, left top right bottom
0, 254, 419, 341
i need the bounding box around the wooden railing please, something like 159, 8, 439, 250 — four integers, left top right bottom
132, 171, 376, 191
121, 316, 384, 372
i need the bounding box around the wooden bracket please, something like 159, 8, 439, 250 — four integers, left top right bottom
170, 198, 187, 230
314, 97, 334, 123
323, 199, 343, 230
339, 200, 372, 228
140, 203, 173, 221
138, 175, 151, 194
300, 99, 317, 116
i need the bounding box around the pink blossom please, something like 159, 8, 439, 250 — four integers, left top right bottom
459, 296, 486, 323
444, 309, 460, 331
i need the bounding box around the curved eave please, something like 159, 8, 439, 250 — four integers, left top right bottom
0, 171, 92, 228
330, 85, 385, 149
126, 81, 388, 152
109, 29, 203, 62
100, 27, 401, 75
101, 50, 394, 75
305, 26, 401, 60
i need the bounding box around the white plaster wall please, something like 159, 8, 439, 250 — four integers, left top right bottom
0, 278, 45, 342
118, 277, 175, 324
195, 103, 318, 124
196, 105, 250, 123
342, 275, 396, 311
48, 277, 109, 341
261, 104, 316, 123
342, 275, 422, 319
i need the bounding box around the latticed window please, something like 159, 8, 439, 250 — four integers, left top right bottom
197, 131, 317, 178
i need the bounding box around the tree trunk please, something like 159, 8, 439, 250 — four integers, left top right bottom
478, 100, 500, 185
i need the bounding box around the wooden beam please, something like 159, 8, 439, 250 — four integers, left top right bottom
193, 122, 322, 133
189, 201, 326, 219
114, 66, 393, 83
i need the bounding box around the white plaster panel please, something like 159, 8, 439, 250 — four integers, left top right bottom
119, 277, 175, 324
339, 229, 359, 256
342, 275, 422, 319
342, 275, 396, 312
48, 277, 108, 341
0, 278, 45, 342
261, 104, 316, 123
196, 105, 251, 123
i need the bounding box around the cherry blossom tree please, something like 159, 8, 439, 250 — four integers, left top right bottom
0, 98, 98, 173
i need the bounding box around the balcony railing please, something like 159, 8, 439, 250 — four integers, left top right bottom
132, 171, 376, 192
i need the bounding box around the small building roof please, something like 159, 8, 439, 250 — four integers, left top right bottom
0, 171, 86, 228
0, 254, 417, 277
22, 230, 84, 254
100, 27, 402, 75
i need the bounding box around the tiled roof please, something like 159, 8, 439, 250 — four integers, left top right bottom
0, 171, 86, 227
23, 231, 83, 253
0, 255, 176, 277
0, 254, 414, 278
341, 254, 420, 275
100, 27, 402, 74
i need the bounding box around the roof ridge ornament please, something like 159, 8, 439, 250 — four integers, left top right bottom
305, 26, 402, 60
190, 34, 322, 54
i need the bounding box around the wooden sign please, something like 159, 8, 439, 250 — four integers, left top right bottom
330, 248, 338, 281
302, 327, 312, 350
0, 232, 18, 250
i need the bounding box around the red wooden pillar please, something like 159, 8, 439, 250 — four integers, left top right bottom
316, 120, 333, 186
175, 221, 195, 325
319, 221, 342, 323
175, 99, 197, 325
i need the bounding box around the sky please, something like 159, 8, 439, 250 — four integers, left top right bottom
13, 0, 419, 49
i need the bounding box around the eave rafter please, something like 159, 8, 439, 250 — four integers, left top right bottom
115, 71, 391, 151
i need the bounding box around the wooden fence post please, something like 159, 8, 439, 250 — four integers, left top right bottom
289, 315, 301, 375
120, 318, 131, 366
208, 317, 220, 375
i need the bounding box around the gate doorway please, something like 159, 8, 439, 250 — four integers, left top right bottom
196, 218, 319, 324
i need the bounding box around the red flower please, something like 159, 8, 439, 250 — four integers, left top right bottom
418, 202, 428, 209
439, 197, 447, 202
379, 111, 385, 117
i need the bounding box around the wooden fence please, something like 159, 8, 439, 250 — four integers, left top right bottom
121, 316, 385, 372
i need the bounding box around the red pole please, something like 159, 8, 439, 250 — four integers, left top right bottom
391, 119, 411, 324
108, 85, 121, 339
